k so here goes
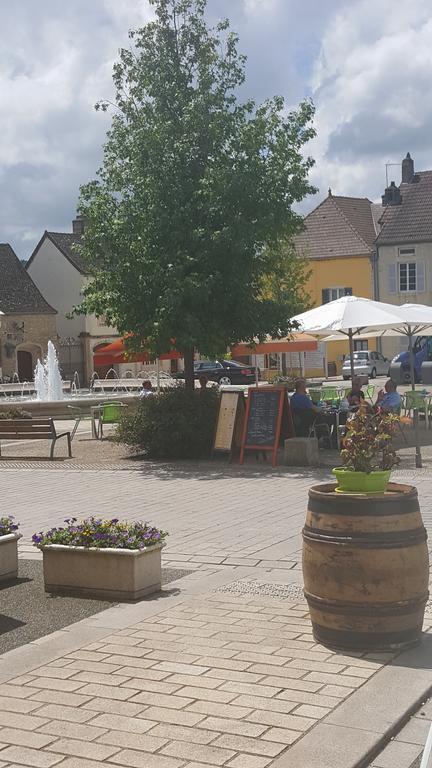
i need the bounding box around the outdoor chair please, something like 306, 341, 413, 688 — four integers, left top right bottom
292, 410, 332, 448
308, 388, 322, 404
403, 391, 429, 428
365, 384, 375, 403
96, 402, 126, 439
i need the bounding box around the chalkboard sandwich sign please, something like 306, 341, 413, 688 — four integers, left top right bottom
240, 387, 293, 467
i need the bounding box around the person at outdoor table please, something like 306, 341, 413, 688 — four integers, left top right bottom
290, 378, 337, 446
139, 380, 154, 398
347, 377, 365, 408
198, 374, 209, 391
375, 379, 401, 413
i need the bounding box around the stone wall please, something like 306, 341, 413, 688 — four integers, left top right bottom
0, 313, 57, 380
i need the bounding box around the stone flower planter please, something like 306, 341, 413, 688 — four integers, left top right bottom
41, 542, 165, 600
0, 532, 21, 581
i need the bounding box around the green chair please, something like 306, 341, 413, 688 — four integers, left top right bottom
308, 388, 322, 404
97, 402, 126, 439
404, 391, 429, 427
365, 384, 375, 403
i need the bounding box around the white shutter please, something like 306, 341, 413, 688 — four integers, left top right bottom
388, 263, 397, 294
416, 261, 425, 292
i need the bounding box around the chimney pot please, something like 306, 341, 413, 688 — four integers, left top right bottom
382, 181, 402, 206
402, 152, 414, 184
72, 214, 85, 235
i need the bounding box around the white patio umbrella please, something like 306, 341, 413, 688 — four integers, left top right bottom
321, 302, 432, 468
291, 296, 409, 381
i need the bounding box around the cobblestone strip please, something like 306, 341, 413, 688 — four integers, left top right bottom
0, 592, 394, 768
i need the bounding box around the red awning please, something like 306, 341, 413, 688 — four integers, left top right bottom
231, 333, 318, 356
94, 338, 182, 367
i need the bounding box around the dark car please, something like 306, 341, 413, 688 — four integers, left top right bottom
174, 360, 258, 385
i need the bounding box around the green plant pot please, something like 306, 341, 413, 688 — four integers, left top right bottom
332, 468, 391, 495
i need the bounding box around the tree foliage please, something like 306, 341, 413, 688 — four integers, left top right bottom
77, 0, 316, 386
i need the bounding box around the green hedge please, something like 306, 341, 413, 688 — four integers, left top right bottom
116, 387, 219, 459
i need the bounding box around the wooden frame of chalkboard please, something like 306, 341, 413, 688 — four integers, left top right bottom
212, 391, 246, 461
239, 387, 293, 467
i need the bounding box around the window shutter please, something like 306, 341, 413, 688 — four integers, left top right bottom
417, 262, 425, 292
322, 289, 330, 304
388, 263, 397, 294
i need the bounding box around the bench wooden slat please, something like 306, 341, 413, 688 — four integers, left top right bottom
0, 423, 53, 431
0, 434, 56, 440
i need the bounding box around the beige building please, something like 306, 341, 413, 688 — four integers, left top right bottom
0, 244, 57, 380
374, 153, 432, 360
26, 216, 119, 385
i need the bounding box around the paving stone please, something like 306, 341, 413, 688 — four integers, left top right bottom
46, 737, 120, 760
129, 691, 194, 709
89, 714, 154, 734
108, 748, 184, 768
226, 756, 272, 768
161, 740, 236, 765
394, 715, 432, 745
139, 707, 205, 727
172, 687, 236, 704
102, 655, 155, 669
294, 704, 332, 718
0, 727, 55, 749
0, 684, 35, 699
147, 723, 216, 744
247, 710, 314, 731
97, 730, 168, 752
70, 672, 131, 687
165, 674, 221, 690
260, 727, 303, 744
0, 695, 42, 713
212, 733, 285, 757
81, 699, 145, 717
39, 721, 109, 741
203, 670, 264, 685
230, 695, 298, 715
0, 745, 64, 767
76, 684, 137, 701
26, 678, 87, 693
219, 682, 283, 698
113, 667, 169, 681
270, 722, 379, 768
0, 711, 49, 730
185, 701, 253, 720
199, 717, 266, 737
31, 704, 98, 724
120, 678, 182, 694
153, 663, 209, 676
29, 690, 94, 707
371, 739, 422, 767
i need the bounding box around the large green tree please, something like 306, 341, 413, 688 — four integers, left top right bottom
77, 0, 316, 389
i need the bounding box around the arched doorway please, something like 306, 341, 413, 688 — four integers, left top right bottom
17, 350, 34, 381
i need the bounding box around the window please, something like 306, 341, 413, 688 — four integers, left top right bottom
322, 287, 352, 304
399, 262, 417, 292
354, 340, 368, 351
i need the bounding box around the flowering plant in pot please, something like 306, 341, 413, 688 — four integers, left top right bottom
32, 517, 168, 600
333, 409, 400, 494
0, 515, 21, 581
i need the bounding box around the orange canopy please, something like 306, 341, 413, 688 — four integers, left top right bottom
231, 333, 318, 357
94, 338, 182, 367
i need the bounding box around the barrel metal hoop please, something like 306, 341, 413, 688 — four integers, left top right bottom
308, 497, 420, 518
304, 590, 429, 617
311, 623, 422, 651
302, 525, 428, 549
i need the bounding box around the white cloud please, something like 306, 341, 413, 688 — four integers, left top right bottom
309, 0, 432, 203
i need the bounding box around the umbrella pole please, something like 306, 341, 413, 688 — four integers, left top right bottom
349, 329, 355, 384
408, 328, 422, 468
156, 358, 161, 394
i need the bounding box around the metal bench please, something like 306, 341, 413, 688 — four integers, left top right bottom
0, 419, 72, 459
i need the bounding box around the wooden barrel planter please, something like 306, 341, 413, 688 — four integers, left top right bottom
302, 483, 429, 652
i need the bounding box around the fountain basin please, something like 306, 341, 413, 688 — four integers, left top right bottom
0, 392, 139, 419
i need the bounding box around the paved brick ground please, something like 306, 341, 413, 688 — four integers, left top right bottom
0, 590, 400, 768
0, 442, 431, 766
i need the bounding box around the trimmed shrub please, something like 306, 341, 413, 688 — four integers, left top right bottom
116, 387, 219, 459
0, 408, 32, 419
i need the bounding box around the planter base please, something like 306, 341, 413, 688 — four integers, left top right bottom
0, 533, 21, 582
43, 580, 161, 602
41, 543, 164, 602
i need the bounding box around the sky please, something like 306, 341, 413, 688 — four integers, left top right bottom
2, 0, 432, 258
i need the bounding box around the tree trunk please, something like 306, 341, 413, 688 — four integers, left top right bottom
183, 346, 195, 393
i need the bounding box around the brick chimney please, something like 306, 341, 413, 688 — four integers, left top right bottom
381, 181, 402, 206
401, 152, 414, 184
72, 214, 85, 235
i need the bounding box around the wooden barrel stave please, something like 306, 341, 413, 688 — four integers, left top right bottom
302, 482, 429, 651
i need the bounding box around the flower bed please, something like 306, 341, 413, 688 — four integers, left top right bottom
33, 517, 167, 601
32, 517, 167, 550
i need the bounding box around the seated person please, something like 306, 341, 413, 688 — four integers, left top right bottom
139, 380, 154, 398
375, 379, 401, 413
290, 379, 334, 444
347, 377, 365, 408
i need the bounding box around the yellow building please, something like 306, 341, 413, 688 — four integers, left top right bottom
295, 192, 377, 376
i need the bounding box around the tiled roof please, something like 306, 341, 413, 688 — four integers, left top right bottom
295, 194, 375, 260
45, 232, 87, 274
375, 170, 432, 245
0, 244, 56, 314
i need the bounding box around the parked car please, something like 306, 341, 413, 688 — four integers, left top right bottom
392, 336, 432, 383
174, 360, 258, 385
342, 351, 390, 380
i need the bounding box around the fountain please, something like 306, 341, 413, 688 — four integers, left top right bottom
34, 341, 64, 401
